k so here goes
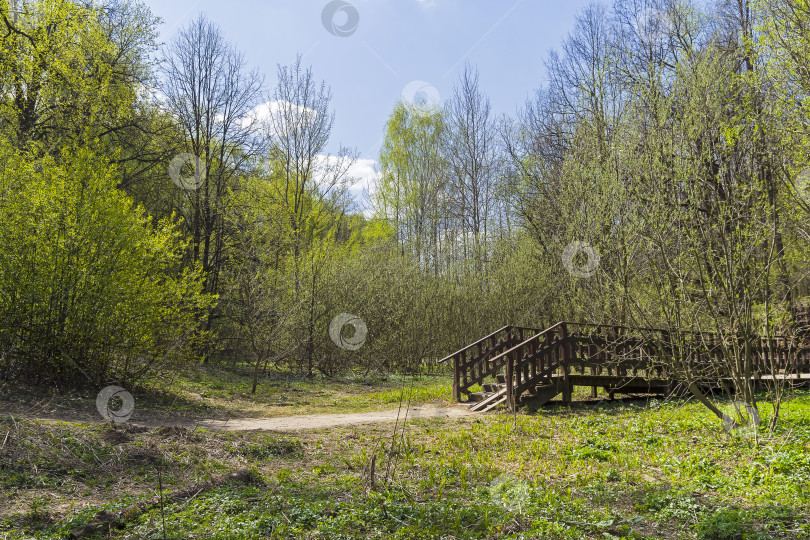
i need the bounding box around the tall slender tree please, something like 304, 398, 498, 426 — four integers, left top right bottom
161, 14, 263, 346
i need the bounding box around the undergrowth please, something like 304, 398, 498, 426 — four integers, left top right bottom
0, 390, 808, 538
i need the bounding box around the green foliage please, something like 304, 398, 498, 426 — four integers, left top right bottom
0, 141, 211, 386
569, 439, 617, 462
639, 490, 702, 522
695, 509, 762, 540
0, 0, 159, 154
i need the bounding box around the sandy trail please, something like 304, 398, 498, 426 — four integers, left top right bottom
191, 404, 474, 431
10, 404, 475, 432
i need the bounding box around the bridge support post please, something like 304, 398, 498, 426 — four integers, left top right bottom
562, 367, 572, 403
452, 355, 460, 402
505, 352, 514, 410
561, 324, 572, 403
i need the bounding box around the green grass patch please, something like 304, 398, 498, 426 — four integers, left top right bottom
1, 388, 809, 538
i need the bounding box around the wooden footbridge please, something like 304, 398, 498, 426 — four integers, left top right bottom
440, 322, 810, 412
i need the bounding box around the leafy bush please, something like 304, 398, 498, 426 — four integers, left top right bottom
0, 143, 212, 387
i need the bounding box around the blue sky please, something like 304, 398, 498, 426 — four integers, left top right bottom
140, 0, 595, 203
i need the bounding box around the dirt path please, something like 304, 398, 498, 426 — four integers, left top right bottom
11, 404, 475, 432
190, 404, 474, 431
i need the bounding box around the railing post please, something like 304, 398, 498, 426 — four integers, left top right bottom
560, 323, 570, 365
506, 350, 514, 410
452, 354, 460, 402
660, 330, 670, 377
560, 324, 572, 403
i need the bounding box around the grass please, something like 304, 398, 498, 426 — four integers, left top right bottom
1, 385, 809, 538
0, 365, 455, 423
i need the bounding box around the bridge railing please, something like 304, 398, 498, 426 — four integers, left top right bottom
503, 322, 570, 407
449, 321, 810, 407
563, 323, 671, 380
559, 323, 809, 380
439, 325, 540, 401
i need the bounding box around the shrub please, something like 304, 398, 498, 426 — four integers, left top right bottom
0, 143, 213, 387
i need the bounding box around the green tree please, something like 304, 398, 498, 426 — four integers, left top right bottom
376, 100, 447, 273
0, 0, 160, 156
0, 140, 212, 387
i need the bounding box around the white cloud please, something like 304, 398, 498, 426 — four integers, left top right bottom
241, 100, 318, 133
311, 156, 379, 214
345, 158, 379, 215
346, 158, 379, 195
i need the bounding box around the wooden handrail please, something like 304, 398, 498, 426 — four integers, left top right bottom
438, 326, 509, 364
447, 325, 540, 401
449, 320, 810, 409
438, 325, 539, 363
459, 321, 806, 375
561, 321, 805, 341
486, 321, 568, 368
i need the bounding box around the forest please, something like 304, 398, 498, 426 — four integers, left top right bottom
0, 0, 808, 414
2, 0, 810, 538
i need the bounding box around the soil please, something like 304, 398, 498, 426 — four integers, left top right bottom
4, 403, 474, 432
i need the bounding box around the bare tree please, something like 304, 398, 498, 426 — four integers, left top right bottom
161, 14, 263, 340
265, 55, 357, 376
445, 64, 498, 274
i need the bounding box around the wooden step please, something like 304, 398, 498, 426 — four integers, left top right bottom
530, 378, 556, 392
523, 378, 562, 407
468, 391, 494, 403
469, 388, 508, 412
476, 394, 508, 412
496, 374, 506, 384
483, 383, 505, 392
